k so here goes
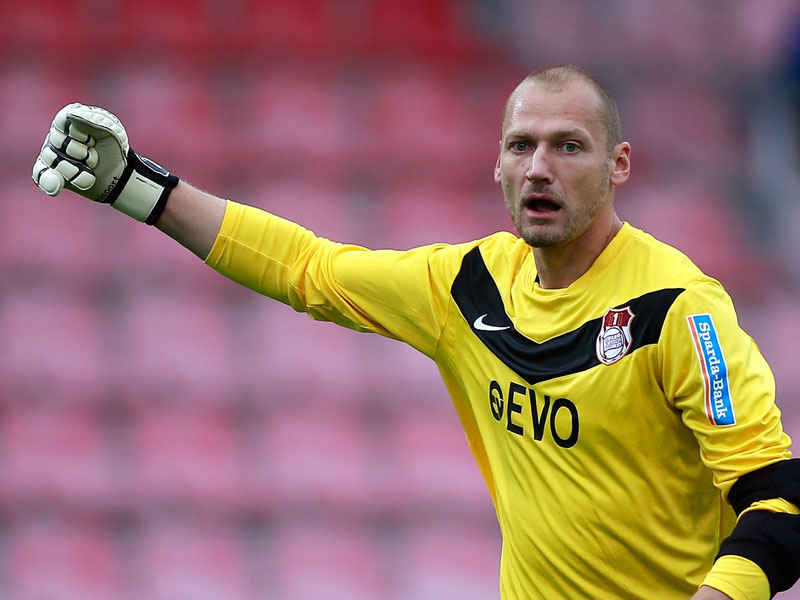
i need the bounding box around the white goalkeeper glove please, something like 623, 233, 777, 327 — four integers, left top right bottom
32, 103, 179, 225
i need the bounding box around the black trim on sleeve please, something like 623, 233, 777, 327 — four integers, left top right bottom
728, 459, 800, 515
717, 510, 800, 597
450, 246, 685, 385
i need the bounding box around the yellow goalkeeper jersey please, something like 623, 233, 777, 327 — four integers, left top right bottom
205, 201, 793, 599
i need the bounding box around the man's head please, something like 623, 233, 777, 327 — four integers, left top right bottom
502, 65, 621, 156
495, 65, 630, 250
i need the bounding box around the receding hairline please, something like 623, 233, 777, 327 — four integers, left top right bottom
501, 65, 621, 154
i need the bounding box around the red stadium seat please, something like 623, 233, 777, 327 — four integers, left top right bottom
8, 517, 122, 600
0, 1, 82, 52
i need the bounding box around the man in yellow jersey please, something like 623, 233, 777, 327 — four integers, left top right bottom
32, 65, 799, 599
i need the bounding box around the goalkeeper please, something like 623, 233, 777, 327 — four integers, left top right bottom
32, 65, 799, 600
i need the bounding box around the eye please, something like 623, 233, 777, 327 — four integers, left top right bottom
560, 142, 580, 153
510, 141, 529, 152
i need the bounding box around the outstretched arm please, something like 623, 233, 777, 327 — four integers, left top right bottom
154, 181, 226, 260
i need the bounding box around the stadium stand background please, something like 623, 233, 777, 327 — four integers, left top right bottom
1, 0, 799, 598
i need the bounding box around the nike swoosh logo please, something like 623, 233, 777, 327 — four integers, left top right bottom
473, 314, 510, 331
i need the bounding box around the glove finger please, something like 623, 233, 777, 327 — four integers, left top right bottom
70, 169, 96, 191
85, 147, 98, 169
52, 102, 89, 142
32, 160, 66, 196
64, 137, 93, 161
48, 149, 97, 191
66, 105, 128, 151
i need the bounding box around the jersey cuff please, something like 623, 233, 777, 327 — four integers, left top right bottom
701, 555, 770, 600
203, 199, 237, 265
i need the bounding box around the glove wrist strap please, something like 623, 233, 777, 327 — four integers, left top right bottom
107, 148, 179, 224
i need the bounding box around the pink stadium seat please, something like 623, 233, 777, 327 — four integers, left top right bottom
380, 177, 507, 248
117, 290, 235, 403
247, 177, 354, 243
625, 85, 741, 174
614, 0, 710, 67
140, 519, 251, 600
102, 65, 221, 183
0, 290, 109, 402
9, 517, 122, 600
385, 410, 490, 515
369, 66, 471, 163
721, 0, 799, 68
618, 180, 764, 294
130, 405, 244, 507
100, 214, 227, 296
0, 64, 84, 152
234, 301, 363, 407
0, 184, 104, 280
354, 333, 447, 408
0, 405, 113, 506
398, 522, 501, 600
272, 521, 384, 600
249, 407, 374, 510
242, 69, 352, 168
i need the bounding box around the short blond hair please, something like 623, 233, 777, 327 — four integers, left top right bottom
502, 65, 621, 155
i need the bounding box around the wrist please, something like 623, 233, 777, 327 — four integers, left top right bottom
106, 149, 179, 224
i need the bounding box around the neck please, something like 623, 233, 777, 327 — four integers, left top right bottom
533, 212, 622, 289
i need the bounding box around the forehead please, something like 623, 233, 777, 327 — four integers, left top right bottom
503, 79, 604, 140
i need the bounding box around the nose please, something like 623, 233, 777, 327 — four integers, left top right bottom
525, 146, 553, 183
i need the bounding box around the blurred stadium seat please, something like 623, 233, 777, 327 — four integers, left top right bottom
397, 521, 501, 600
129, 405, 244, 508
272, 519, 384, 600
250, 407, 376, 511
140, 518, 251, 600
8, 516, 122, 600
0, 405, 113, 507
0, 288, 109, 402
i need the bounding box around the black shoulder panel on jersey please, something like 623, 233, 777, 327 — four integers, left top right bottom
450, 246, 685, 385
727, 459, 800, 515
717, 509, 800, 596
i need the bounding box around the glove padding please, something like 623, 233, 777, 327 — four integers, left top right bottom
32, 103, 178, 224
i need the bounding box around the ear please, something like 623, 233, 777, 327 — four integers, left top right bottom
609, 142, 631, 187
494, 151, 502, 184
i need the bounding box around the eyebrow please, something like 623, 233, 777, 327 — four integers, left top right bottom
504, 127, 591, 141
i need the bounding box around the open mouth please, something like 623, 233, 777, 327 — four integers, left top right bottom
524, 194, 561, 215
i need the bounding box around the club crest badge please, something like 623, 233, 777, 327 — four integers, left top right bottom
596, 307, 635, 365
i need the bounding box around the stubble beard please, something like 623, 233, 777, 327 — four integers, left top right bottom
507, 172, 611, 249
